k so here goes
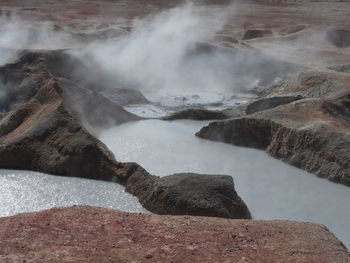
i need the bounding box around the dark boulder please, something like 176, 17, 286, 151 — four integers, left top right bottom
196, 118, 274, 150
163, 108, 229, 121
126, 172, 252, 219
326, 28, 350, 48
242, 29, 273, 40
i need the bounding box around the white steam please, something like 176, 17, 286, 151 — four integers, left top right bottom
69, 3, 263, 105
67, 3, 299, 106
0, 3, 299, 108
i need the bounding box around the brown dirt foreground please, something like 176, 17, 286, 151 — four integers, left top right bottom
0, 206, 349, 263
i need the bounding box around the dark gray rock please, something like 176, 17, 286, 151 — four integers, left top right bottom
196, 118, 274, 150
280, 25, 307, 35
0, 51, 143, 131
326, 28, 350, 48
328, 64, 350, 73
126, 172, 252, 219
259, 70, 350, 99
197, 96, 350, 186
242, 29, 272, 40
163, 108, 229, 121
0, 81, 139, 182
246, 95, 303, 115
324, 93, 350, 126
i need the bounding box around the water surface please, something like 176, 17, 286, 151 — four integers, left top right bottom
101, 119, 350, 249
0, 170, 148, 217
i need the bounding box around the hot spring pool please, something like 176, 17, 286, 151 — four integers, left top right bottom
0, 170, 148, 217
100, 119, 350, 249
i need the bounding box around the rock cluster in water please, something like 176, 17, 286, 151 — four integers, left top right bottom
0, 50, 251, 219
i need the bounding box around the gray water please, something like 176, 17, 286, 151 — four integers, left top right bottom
0, 170, 148, 217
100, 119, 350, 249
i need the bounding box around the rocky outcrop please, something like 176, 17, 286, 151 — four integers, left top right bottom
245, 95, 303, 115
328, 64, 350, 73
0, 51, 143, 131
242, 29, 273, 40
0, 50, 145, 181
0, 78, 136, 182
280, 25, 307, 35
57, 78, 142, 132
260, 69, 350, 99
163, 108, 229, 121
126, 172, 251, 219
197, 95, 350, 186
324, 93, 350, 126
0, 206, 348, 263
326, 28, 350, 48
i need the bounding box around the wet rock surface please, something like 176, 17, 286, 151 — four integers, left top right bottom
126, 172, 251, 219
0, 206, 349, 263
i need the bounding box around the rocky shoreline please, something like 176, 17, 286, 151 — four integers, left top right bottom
0, 49, 251, 219
197, 70, 350, 186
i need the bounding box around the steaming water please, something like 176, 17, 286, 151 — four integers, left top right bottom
100, 119, 350, 249
0, 170, 148, 217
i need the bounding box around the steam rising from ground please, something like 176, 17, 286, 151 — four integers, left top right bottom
70, 3, 241, 103
0, 3, 302, 108
0, 14, 76, 50
69, 3, 295, 105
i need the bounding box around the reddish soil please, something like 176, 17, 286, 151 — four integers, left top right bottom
0, 206, 349, 263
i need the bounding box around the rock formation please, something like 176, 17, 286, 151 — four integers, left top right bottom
326, 28, 350, 48
0, 206, 348, 263
0, 51, 143, 132
242, 29, 273, 40
163, 108, 229, 121
197, 92, 350, 186
126, 173, 251, 219
0, 50, 251, 218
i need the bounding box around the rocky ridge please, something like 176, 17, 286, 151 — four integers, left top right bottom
197, 70, 350, 186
